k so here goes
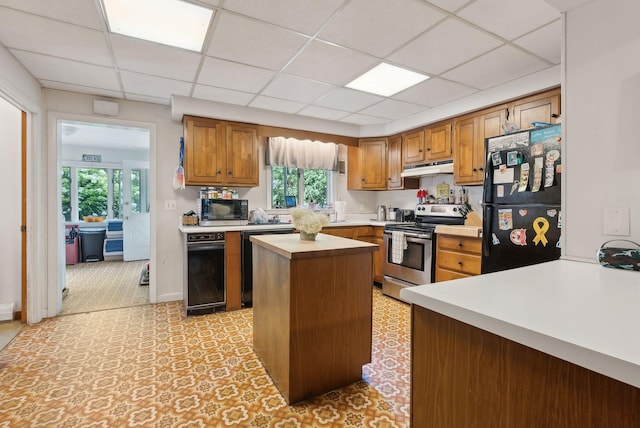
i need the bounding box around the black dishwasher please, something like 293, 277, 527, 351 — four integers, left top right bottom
241, 227, 294, 307
185, 232, 226, 315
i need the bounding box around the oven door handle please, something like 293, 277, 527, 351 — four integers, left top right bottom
187, 242, 225, 251
385, 232, 432, 240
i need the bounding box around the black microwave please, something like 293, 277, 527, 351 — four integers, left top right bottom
200, 199, 248, 226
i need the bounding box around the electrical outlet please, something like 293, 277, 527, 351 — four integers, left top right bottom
165, 200, 177, 211
604, 207, 629, 236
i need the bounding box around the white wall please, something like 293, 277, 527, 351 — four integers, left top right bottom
563, 0, 640, 261
0, 97, 22, 310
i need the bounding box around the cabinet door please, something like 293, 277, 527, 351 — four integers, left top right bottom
425, 123, 452, 161
184, 116, 224, 185
360, 138, 387, 189
453, 116, 478, 184
475, 108, 507, 182
403, 130, 425, 165
512, 93, 560, 130
225, 124, 259, 186
387, 135, 403, 189
347, 145, 362, 190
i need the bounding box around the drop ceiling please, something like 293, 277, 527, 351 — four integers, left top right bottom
0, 0, 565, 132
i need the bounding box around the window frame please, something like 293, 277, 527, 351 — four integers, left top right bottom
61, 160, 121, 222
267, 166, 335, 210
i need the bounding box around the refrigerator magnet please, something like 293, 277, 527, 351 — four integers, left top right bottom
492, 233, 500, 245
506, 151, 518, 166
519, 209, 528, 216
493, 167, 514, 184
547, 209, 557, 218
518, 163, 529, 192
531, 144, 544, 156
498, 208, 513, 230
532, 217, 550, 246
491, 152, 502, 166
544, 159, 555, 187
531, 157, 543, 192
510, 228, 527, 246
496, 185, 504, 198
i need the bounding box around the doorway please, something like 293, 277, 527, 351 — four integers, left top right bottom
58, 119, 152, 315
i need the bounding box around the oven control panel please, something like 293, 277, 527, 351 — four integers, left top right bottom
187, 232, 225, 243
415, 204, 468, 217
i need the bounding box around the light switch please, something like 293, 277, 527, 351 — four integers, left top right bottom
604, 207, 630, 236
165, 200, 177, 211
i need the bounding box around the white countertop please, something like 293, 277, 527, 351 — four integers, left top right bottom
250, 233, 378, 259
178, 219, 397, 233
400, 259, 640, 389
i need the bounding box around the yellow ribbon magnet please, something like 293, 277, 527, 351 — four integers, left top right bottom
532, 217, 550, 246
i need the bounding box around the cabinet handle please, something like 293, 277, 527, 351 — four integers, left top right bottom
457, 242, 463, 247
457, 260, 463, 265
472, 168, 477, 172
388, 177, 391, 181
362, 177, 365, 182
479, 167, 484, 172
216, 169, 221, 174
419, 149, 423, 152
426, 147, 431, 151
228, 171, 232, 175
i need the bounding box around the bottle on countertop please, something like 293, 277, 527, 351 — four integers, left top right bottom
448, 189, 455, 204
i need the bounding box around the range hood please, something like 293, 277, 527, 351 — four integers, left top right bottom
401, 160, 454, 177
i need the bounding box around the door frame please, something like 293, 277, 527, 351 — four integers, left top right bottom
48, 112, 157, 317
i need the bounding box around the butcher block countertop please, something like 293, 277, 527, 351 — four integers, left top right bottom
249, 233, 378, 260
434, 224, 482, 238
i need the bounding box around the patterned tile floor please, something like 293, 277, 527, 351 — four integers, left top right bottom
0, 288, 410, 427
62, 260, 149, 315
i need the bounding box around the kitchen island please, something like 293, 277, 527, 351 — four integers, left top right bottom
250, 233, 378, 404
401, 259, 640, 427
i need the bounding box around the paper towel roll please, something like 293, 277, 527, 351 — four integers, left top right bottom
335, 201, 347, 222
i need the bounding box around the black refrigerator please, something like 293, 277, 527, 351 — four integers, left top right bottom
482, 124, 562, 274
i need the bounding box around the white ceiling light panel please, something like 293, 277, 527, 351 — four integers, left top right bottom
346, 63, 430, 97
102, 0, 213, 51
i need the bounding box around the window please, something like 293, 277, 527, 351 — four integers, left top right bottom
61, 167, 72, 222
78, 168, 108, 219
271, 166, 331, 209
112, 169, 123, 219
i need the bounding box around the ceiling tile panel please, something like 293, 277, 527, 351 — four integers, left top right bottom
197, 57, 276, 93
192, 85, 255, 106
125, 93, 171, 106
318, 0, 446, 57
297, 105, 350, 121
284, 40, 379, 86
513, 20, 562, 64
314, 88, 384, 112
207, 12, 309, 70
358, 99, 428, 120
120, 71, 192, 100
457, 0, 560, 41
11, 49, 120, 90
0, 0, 104, 30
261, 74, 334, 104
389, 18, 502, 75
222, 0, 345, 35
111, 35, 202, 81
441, 45, 551, 89
0, 7, 112, 66
249, 96, 305, 114
392, 78, 478, 107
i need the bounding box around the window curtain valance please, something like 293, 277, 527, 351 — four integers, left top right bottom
266, 137, 338, 171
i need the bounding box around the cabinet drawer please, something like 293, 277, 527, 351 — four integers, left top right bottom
435, 268, 470, 283
354, 226, 373, 237
323, 227, 354, 238
437, 250, 481, 275
437, 234, 482, 254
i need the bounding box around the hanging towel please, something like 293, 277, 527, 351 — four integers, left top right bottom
391, 231, 407, 264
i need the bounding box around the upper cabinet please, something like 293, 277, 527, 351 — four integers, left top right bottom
348, 136, 419, 190
183, 116, 259, 187
454, 106, 507, 185
402, 122, 452, 167
511, 88, 561, 130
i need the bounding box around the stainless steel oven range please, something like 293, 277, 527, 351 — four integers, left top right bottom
383, 204, 468, 302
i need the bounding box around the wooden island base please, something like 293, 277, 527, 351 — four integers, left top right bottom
411, 305, 640, 427
251, 233, 377, 404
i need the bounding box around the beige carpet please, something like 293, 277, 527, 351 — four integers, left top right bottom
62, 260, 149, 315
0, 289, 410, 427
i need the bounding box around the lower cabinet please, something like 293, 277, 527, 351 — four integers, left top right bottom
323, 226, 384, 284
435, 234, 482, 281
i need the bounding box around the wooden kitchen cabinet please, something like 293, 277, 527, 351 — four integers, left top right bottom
402, 129, 425, 165
183, 115, 259, 187
425, 122, 452, 161
453, 106, 507, 185
511, 88, 561, 130
435, 234, 482, 281
387, 134, 419, 190
359, 138, 388, 189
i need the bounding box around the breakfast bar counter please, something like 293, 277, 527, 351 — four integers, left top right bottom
250, 233, 378, 404
401, 260, 640, 427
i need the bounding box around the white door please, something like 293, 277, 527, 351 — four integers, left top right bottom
123, 160, 150, 261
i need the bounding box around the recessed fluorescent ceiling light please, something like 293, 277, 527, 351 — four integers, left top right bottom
103, 0, 213, 51
346, 63, 429, 97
